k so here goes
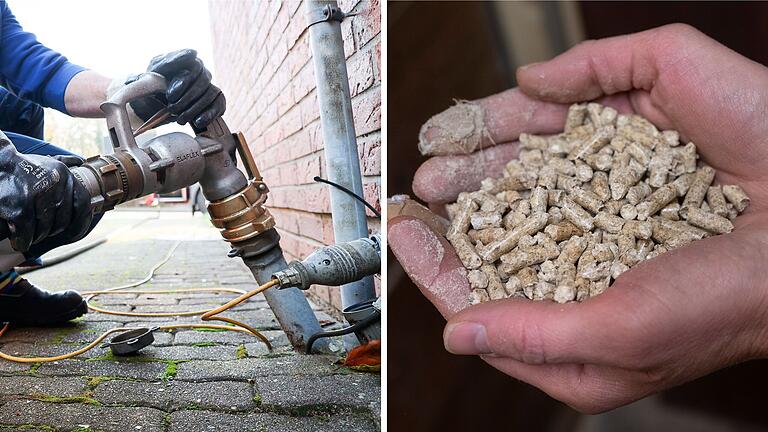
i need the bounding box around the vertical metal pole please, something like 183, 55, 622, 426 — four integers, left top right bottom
305, 0, 376, 339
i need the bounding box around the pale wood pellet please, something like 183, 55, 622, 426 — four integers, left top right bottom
481, 263, 507, 300
722, 185, 750, 212
706, 185, 728, 218
444, 103, 751, 304
680, 165, 715, 218
468, 227, 506, 245
660, 202, 681, 221
467, 269, 489, 289
684, 206, 734, 234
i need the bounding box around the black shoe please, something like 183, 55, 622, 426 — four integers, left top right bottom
0, 278, 87, 326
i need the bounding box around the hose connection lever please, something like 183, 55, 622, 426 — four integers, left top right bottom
272, 235, 381, 290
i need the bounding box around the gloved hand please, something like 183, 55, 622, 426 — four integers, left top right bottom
0, 132, 93, 252
128, 49, 226, 130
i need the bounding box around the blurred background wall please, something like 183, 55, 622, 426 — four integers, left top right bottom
209, 0, 382, 319
387, 2, 768, 431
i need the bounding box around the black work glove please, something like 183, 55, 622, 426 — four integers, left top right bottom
0, 133, 93, 252
128, 49, 226, 130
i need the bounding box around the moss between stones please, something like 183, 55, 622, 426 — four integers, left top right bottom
23, 362, 42, 376
0, 424, 55, 431
235, 344, 248, 359
30, 392, 101, 406
85, 375, 119, 388
162, 361, 181, 381
190, 342, 218, 347
258, 352, 292, 359
191, 327, 227, 332
71, 427, 107, 432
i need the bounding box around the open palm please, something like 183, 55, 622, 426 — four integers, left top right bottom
389, 24, 768, 413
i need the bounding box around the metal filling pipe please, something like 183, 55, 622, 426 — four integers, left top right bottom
197, 119, 330, 352
305, 0, 377, 346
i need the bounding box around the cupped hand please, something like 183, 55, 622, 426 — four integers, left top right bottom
390, 24, 768, 413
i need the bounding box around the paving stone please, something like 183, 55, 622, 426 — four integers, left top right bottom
139, 345, 241, 361
0, 323, 86, 344
257, 373, 380, 409
0, 342, 103, 359
173, 330, 266, 345
0, 360, 30, 374
117, 295, 178, 305
178, 297, 269, 306
131, 302, 262, 313
0, 400, 166, 432
175, 355, 341, 381
94, 380, 255, 411
210, 309, 281, 329
79, 313, 174, 323
0, 427, 53, 431
168, 410, 377, 432
36, 359, 167, 381
57, 321, 138, 344
0, 376, 86, 398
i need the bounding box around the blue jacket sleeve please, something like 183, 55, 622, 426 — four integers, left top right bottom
0, 0, 86, 114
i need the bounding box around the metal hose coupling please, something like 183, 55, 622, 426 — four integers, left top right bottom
272, 235, 381, 290
206, 132, 276, 243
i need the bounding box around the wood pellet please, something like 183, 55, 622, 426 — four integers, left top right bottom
445, 103, 751, 304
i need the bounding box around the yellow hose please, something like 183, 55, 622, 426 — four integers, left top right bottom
0, 241, 279, 363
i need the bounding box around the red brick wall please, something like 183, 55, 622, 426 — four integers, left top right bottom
208, 0, 381, 317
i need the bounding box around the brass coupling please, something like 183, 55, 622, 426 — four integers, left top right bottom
207, 179, 275, 243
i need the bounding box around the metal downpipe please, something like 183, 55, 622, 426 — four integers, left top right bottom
304, 0, 377, 345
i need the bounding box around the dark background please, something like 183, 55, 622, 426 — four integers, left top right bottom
387, 2, 768, 431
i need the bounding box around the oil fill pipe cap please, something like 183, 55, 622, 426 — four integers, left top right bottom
101, 327, 159, 355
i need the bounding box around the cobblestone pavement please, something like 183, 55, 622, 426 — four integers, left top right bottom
0, 211, 381, 432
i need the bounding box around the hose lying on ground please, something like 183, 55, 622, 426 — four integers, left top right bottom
0, 239, 278, 363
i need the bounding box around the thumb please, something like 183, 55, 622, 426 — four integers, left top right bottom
442, 295, 631, 365
51, 154, 85, 168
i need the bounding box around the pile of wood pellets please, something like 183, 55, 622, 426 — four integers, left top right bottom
446, 103, 751, 304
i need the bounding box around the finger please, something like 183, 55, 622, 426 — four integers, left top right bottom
48, 176, 75, 238
167, 58, 205, 103
167, 66, 211, 115
418, 88, 569, 156
67, 183, 94, 242
149, 49, 198, 75
177, 86, 222, 126
51, 155, 85, 168
516, 23, 721, 104
192, 92, 226, 129
413, 94, 637, 205
388, 216, 471, 317
412, 143, 518, 204
10, 215, 33, 252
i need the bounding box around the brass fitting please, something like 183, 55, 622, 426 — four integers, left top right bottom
206, 132, 276, 244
